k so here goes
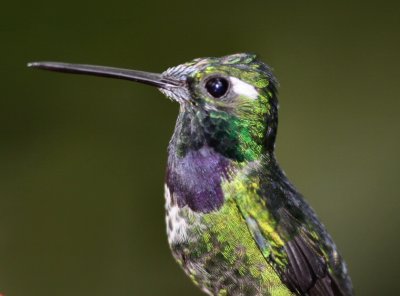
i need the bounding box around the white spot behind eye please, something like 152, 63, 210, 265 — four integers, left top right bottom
229, 77, 258, 100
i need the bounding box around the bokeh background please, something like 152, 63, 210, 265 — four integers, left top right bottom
1, 1, 399, 295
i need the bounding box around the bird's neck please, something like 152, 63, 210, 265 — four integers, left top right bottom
165, 107, 283, 213
169, 107, 272, 162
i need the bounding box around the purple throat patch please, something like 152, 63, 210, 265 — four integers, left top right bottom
166, 146, 231, 213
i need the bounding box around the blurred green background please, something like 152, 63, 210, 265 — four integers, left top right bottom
1, 0, 399, 295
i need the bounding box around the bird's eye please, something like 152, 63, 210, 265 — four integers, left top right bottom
205, 77, 229, 98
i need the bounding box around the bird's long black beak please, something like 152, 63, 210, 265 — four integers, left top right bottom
27, 61, 182, 90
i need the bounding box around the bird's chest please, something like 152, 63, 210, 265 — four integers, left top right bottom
164, 185, 290, 296
164, 184, 205, 248
164, 185, 230, 295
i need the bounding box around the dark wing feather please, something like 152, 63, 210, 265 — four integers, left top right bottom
282, 235, 335, 296
294, 235, 325, 278
309, 276, 335, 296
276, 208, 349, 296
284, 237, 314, 292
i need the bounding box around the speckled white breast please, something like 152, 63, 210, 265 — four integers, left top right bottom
164, 184, 191, 245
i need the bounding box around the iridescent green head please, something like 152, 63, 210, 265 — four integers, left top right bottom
162, 53, 279, 161
28, 53, 278, 162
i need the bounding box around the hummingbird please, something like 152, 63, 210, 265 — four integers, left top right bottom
28, 53, 353, 296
